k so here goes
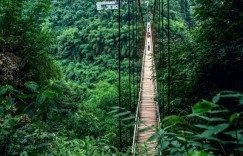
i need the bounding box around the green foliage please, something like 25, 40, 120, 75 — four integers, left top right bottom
192, 0, 243, 96
0, 80, 132, 155
0, 0, 62, 85
0, 81, 61, 155
3, 0, 242, 154
189, 151, 213, 156
1, 0, 141, 154
50, 136, 125, 156
192, 100, 215, 114
155, 0, 243, 120
42, 0, 143, 152
47, 0, 134, 63
152, 92, 243, 155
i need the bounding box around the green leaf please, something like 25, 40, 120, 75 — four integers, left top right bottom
157, 129, 165, 135
229, 113, 240, 123
6, 98, 15, 110
199, 123, 229, 139
188, 150, 213, 156
234, 147, 243, 151
192, 100, 215, 114
188, 141, 202, 147
176, 136, 186, 141
171, 140, 180, 147
0, 88, 8, 95
184, 131, 195, 135
125, 120, 145, 127
147, 133, 160, 142
160, 141, 169, 150
197, 115, 226, 122
20, 151, 28, 156
121, 116, 135, 121
202, 144, 218, 150
195, 124, 208, 129
35, 94, 46, 108
205, 136, 222, 142
24, 82, 38, 92
220, 93, 243, 98
239, 97, 243, 105
224, 129, 243, 139
111, 106, 125, 110
162, 115, 190, 127
170, 147, 177, 154
138, 126, 155, 133
113, 111, 130, 117
107, 109, 119, 114
212, 93, 220, 103
43, 90, 55, 99
0, 85, 14, 95
209, 110, 228, 114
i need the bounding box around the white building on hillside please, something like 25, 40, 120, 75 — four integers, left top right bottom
96, 1, 118, 11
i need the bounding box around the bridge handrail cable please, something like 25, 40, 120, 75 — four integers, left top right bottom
131, 34, 147, 155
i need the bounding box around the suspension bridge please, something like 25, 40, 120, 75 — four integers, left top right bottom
98, 0, 170, 155
131, 22, 160, 155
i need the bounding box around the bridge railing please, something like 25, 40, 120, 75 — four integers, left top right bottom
151, 27, 161, 156
151, 32, 161, 127
131, 35, 147, 155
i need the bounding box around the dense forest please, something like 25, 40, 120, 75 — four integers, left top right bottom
0, 0, 242, 155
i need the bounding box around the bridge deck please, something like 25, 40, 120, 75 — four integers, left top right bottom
135, 24, 158, 155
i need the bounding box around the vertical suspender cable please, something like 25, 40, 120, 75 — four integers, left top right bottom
158, 0, 161, 112
153, 0, 157, 24
136, 0, 139, 100
132, 0, 135, 107
161, 0, 165, 118
152, 0, 157, 55
167, 0, 171, 114
137, 0, 145, 30
128, 0, 132, 137
159, 0, 161, 62
118, 0, 122, 150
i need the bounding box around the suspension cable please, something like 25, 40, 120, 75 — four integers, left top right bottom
137, 0, 145, 30
167, 0, 171, 114
152, 0, 157, 23
156, 0, 161, 114
128, 0, 132, 136
136, 0, 139, 101
132, 0, 136, 107
118, 0, 122, 150
161, 0, 165, 118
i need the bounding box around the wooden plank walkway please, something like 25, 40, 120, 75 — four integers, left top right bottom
135, 22, 159, 155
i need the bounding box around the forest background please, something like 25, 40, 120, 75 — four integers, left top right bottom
0, 0, 242, 155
